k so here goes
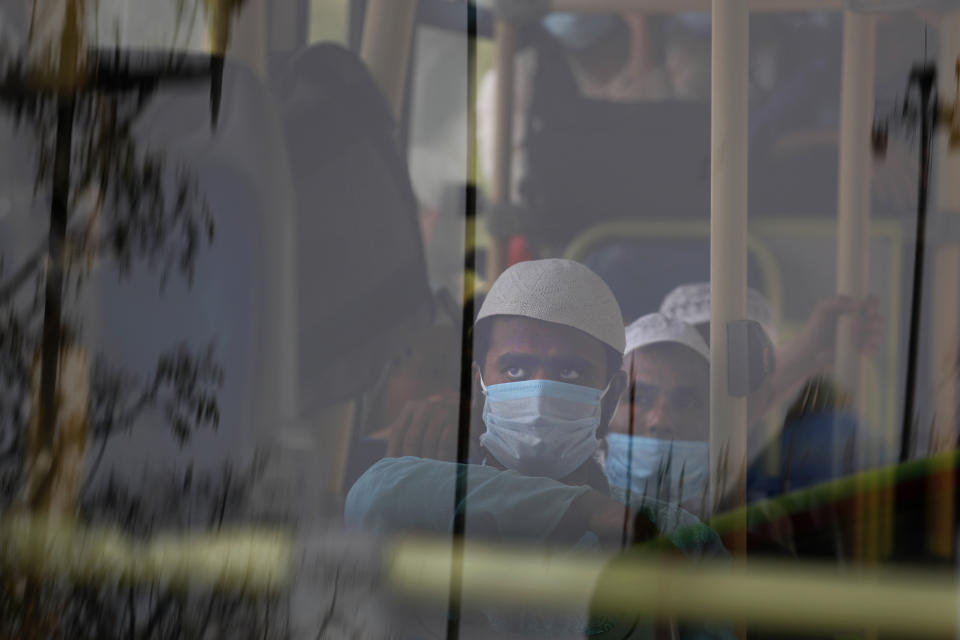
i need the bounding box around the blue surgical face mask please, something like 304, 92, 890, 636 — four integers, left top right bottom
605, 433, 709, 509
479, 377, 610, 480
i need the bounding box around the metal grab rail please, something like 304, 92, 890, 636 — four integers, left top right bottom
388, 537, 958, 637
0, 514, 292, 594
498, 0, 952, 17
0, 449, 960, 604
550, 0, 843, 11
387, 452, 960, 636
2, 510, 955, 636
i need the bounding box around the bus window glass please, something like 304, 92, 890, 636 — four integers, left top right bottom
2, 1, 960, 638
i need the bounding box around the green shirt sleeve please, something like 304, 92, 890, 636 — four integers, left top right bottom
345, 456, 593, 542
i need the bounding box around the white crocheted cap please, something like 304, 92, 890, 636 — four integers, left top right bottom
659, 282, 776, 342
625, 312, 710, 361
477, 259, 626, 354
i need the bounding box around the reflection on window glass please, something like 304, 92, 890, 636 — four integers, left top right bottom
2, 1, 960, 637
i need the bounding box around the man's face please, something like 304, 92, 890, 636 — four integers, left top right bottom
609, 343, 709, 441
478, 316, 610, 390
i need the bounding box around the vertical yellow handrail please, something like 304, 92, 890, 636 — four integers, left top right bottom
487, 18, 518, 282
204, 0, 267, 77
834, 10, 881, 567
834, 11, 876, 411
360, 0, 419, 123
927, 11, 960, 559
709, 0, 749, 535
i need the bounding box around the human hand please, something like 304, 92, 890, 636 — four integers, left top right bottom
566, 490, 665, 548
792, 295, 882, 370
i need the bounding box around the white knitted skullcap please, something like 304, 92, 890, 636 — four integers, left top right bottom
659, 282, 777, 343
477, 259, 626, 354
625, 312, 710, 361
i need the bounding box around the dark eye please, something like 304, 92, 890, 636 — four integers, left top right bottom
674, 391, 704, 411
632, 388, 657, 407
504, 366, 527, 379
558, 368, 581, 381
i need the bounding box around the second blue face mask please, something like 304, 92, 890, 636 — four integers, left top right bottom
605, 433, 709, 510
480, 378, 608, 480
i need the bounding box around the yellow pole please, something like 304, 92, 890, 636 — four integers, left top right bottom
926, 12, 960, 559
833, 10, 879, 563
389, 538, 959, 638
709, 0, 749, 537
205, 0, 231, 56
549, 0, 843, 12
25, 0, 87, 90
360, 0, 419, 123
204, 0, 267, 77
487, 19, 518, 282
834, 11, 876, 407
709, 10, 749, 632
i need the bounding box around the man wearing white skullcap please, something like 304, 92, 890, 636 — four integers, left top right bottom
470, 258, 628, 486
345, 262, 733, 637
660, 282, 777, 345
347, 259, 628, 509
345, 261, 731, 531
606, 313, 712, 516
476, 258, 626, 355
659, 282, 882, 433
